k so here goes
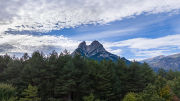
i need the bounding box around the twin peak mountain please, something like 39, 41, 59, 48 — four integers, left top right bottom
72, 40, 131, 65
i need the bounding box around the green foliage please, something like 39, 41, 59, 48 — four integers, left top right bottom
154, 76, 167, 89
3, 59, 23, 83
155, 85, 172, 101
166, 69, 176, 80
83, 93, 100, 101
19, 84, 41, 101
171, 76, 180, 98
141, 83, 156, 101
0, 83, 17, 101
0, 50, 162, 101
122, 92, 143, 101
158, 68, 167, 78
154, 76, 172, 101
140, 83, 168, 101
59, 59, 78, 100
0, 54, 11, 74
126, 62, 155, 93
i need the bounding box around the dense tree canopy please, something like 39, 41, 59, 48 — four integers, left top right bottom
0, 50, 179, 101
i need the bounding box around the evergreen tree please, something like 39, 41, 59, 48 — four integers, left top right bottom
166, 69, 175, 80
127, 61, 144, 92
83, 93, 100, 101
56, 59, 78, 100
19, 84, 41, 101
115, 57, 129, 98
172, 76, 180, 98
3, 59, 23, 83
0, 54, 11, 74
72, 51, 91, 101
19, 51, 47, 100
158, 68, 167, 78
92, 59, 115, 101
0, 83, 17, 101
22, 53, 29, 61
44, 50, 59, 100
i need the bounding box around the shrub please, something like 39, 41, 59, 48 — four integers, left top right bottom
83, 93, 100, 101
122, 92, 143, 101
155, 85, 172, 101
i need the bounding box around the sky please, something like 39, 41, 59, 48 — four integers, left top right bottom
1, 0, 180, 61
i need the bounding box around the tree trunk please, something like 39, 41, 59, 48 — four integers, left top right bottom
73, 91, 75, 100
68, 92, 71, 100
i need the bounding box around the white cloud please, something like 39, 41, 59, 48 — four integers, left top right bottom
0, 0, 180, 33
101, 34, 180, 57
108, 34, 180, 49
0, 33, 81, 56
134, 50, 169, 57
71, 29, 138, 40
1, 33, 180, 58
109, 49, 122, 56
128, 58, 147, 61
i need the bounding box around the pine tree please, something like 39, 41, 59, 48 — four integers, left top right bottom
44, 50, 59, 99
19, 84, 41, 101
72, 50, 92, 100
55, 59, 78, 100
19, 51, 47, 100
172, 76, 180, 98
3, 59, 23, 83
115, 57, 129, 98
0, 54, 11, 74
93, 59, 115, 100
0, 83, 17, 101
166, 69, 175, 80
158, 68, 167, 78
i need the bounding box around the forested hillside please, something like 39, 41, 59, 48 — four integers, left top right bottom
0, 50, 180, 101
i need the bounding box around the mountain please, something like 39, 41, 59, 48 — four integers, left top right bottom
139, 55, 165, 64
140, 53, 180, 71
72, 40, 131, 65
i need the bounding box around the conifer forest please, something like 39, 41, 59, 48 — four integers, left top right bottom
0, 50, 180, 101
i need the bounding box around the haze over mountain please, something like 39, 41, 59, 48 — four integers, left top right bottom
72, 40, 131, 65
140, 53, 180, 71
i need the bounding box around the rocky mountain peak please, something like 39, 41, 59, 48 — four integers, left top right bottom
86, 40, 103, 51
90, 40, 101, 46
78, 41, 86, 49
72, 40, 131, 65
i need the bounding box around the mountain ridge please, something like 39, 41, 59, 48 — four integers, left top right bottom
140, 53, 180, 71
72, 40, 132, 65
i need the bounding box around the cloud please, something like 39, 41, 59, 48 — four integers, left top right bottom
109, 49, 122, 56
101, 34, 180, 57
109, 34, 180, 49
71, 29, 138, 40
0, 33, 81, 56
1, 0, 180, 33
134, 50, 169, 57
1, 33, 180, 59
0, 44, 14, 52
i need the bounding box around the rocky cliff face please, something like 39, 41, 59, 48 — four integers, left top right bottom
140, 53, 180, 71
72, 40, 131, 65
77, 40, 106, 57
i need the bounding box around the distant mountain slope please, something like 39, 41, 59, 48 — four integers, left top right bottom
139, 55, 165, 64
72, 40, 132, 65
140, 53, 180, 71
